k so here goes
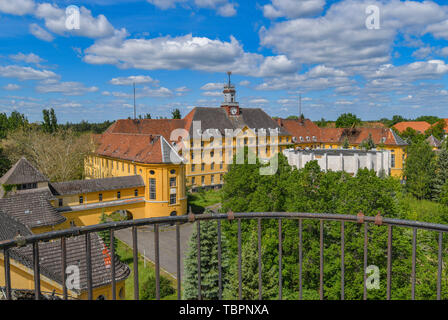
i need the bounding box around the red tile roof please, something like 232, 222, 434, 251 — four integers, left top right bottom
95, 133, 181, 164
276, 119, 322, 143
393, 121, 431, 133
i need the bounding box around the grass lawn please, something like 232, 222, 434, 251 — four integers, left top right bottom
400, 195, 448, 224
187, 189, 222, 213
116, 239, 178, 300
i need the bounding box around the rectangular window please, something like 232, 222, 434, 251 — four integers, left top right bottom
170, 177, 177, 187
191, 164, 195, 172
134, 165, 137, 175
211, 175, 214, 185
192, 177, 195, 185
220, 174, 223, 182
134, 189, 138, 197
99, 193, 103, 202
201, 163, 205, 171
58, 198, 63, 207
149, 178, 156, 200
391, 154, 396, 168
211, 163, 214, 170
79, 196, 83, 204
220, 163, 223, 169
122, 162, 124, 171
201, 176, 205, 185
128, 164, 130, 174
170, 193, 176, 205
117, 191, 121, 199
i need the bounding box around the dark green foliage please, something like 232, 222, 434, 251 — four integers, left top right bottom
171, 109, 181, 119
220, 153, 448, 299
60, 120, 114, 134
140, 274, 175, 300
0, 147, 11, 176
335, 113, 361, 128
433, 148, 448, 201
425, 119, 446, 140
42, 108, 58, 133
98, 211, 117, 252
404, 141, 436, 199
183, 212, 230, 299
360, 133, 375, 150
342, 137, 350, 149
415, 115, 440, 125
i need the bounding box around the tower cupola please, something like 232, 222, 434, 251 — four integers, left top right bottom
221, 71, 240, 116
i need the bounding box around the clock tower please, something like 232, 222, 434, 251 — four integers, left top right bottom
221, 71, 240, 116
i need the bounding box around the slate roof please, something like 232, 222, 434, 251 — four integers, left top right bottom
0, 212, 129, 294
0, 187, 66, 228
184, 107, 291, 136
51, 175, 145, 196
0, 157, 48, 186
426, 135, 442, 148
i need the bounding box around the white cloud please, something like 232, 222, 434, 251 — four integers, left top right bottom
260, 0, 448, 71
263, 0, 325, 19
29, 23, 54, 42
36, 79, 98, 95
2, 84, 21, 91
249, 98, 269, 104
239, 80, 250, 86
201, 82, 224, 90
110, 75, 159, 85
84, 34, 297, 77
10, 52, 45, 64
202, 91, 222, 97
147, 0, 237, 16
110, 86, 174, 98
0, 0, 35, 15
0, 65, 57, 80
35, 3, 117, 38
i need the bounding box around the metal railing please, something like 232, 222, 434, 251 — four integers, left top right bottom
1, 211, 447, 300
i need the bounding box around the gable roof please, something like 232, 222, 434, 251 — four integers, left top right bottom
276, 119, 321, 142
426, 135, 442, 148
0, 157, 48, 186
51, 175, 145, 196
0, 188, 66, 228
95, 133, 183, 164
0, 212, 129, 294
184, 107, 291, 136
393, 121, 431, 133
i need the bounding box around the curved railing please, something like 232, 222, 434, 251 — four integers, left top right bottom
0, 212, 447, 300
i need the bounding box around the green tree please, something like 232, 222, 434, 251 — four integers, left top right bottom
98, 210, 117, 252
415, 115, 440, 125
360, 133, 375, 150
335, 113, 361, 128
342, 137, 350, 149
171, 109, 181, 119
425, 119, 445, 140
42, 108, 57, 133
404, 140, 436, 199
183, 213, 230, 300
141, 274, 175, 300
433, 147, 448, 201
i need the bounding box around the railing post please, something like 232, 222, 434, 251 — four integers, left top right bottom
437, 232, 443, 300
197, 221, 202, 300
4, 249, 11, 300
258, 218, 262, 300
278, 219, 282, 300
411, 228, 417, 300
33, 242, 41, 300
132, 226, 139, 300
61, 237, 67, 300
387, 225, 393, 300
176, 222, 181, 300
217, 219, 222, 300
341, 221, 345, 301
85, 234, 93, 300
319, 220, 324, 300
155, 224, 160, 300
110, 230, 116, 300
238, 219, 242, 300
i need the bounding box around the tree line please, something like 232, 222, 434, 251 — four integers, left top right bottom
183, 149, 448, 300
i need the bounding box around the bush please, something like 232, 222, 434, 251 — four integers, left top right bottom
140, 274, 175, 300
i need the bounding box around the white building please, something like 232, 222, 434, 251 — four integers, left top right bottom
283, 148, 391, 176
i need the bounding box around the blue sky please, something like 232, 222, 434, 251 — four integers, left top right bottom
1, 0, 448, 123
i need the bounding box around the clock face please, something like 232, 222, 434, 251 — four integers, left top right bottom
230, 107, 237, 115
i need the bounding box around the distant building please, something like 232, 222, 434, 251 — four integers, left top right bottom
0, 158, 130, 300
283, 148, 392, 176
393, 121, 431, 134
426, 135, 442, 150
276, 118, 407, 177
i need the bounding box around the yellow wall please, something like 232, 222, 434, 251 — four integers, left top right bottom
0, 253, 126, 300
295, 142, 406, 178
183, 128, 291, 188
84, 156, 187, 219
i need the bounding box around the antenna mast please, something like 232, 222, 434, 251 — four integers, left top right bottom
227, 71, 232, 86
299, 93, 302, 118
133, 82, 136, 120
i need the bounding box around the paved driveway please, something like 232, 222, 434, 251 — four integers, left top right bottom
115, 222, 194, 279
